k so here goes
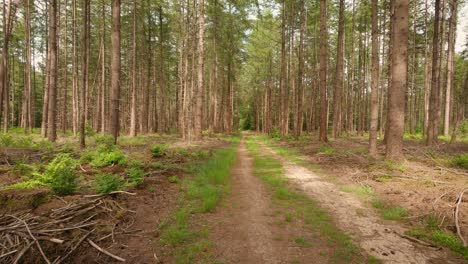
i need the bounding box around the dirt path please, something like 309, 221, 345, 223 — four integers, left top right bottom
259, 141, 465, 264
206, 139, 331, 263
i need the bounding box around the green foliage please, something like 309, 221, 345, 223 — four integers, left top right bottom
91, 151, 127, 168
4, 154, 77, 195
294, 237, 312, 247
126, 167, 146, 187
340, 185, 373, 198
0, 134, 53, 151
85, 122, 96, 136
407, 227, 468, 259
451, 154, 468, 169
270, 128, 282, 139
44, 154, 77, 195
382, 206, 408, 220
193, 149, 210, 159
371, 199, 385, 209
95, 135, 116, 149
317, 145, 335, 156
186, 147, 237, 212
12, 163, 37, 178
94, 174, 124, 194
151, 144, 167, 157
168, 176, 179, 183
151, 162, 165, 169
4, 180, 45, 190
80, 136, 127, 168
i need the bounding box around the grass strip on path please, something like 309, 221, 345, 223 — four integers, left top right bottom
244, 137, 376, 264
158, 137, 239, 264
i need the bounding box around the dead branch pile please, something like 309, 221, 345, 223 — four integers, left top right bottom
0, 197, 134, 263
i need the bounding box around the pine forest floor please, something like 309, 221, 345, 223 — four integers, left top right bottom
0, 131, 467, 263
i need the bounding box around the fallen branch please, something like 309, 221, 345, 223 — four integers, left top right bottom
454, 189, 467, 247
83, 191, 136, 198
393, 231, 440, 249
87, 239, 126, 262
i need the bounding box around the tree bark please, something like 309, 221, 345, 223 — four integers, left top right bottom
129, 0, 138, 137
369, 0, 380, 157
332, 0, 345, 139
426, 0, 441, 145
47, 0, 58, 142
386, 0, 409, 160
318, 0, 328, 142
108, 0, 121, 144
444, 0, 457, 136
194, 0, 204, 140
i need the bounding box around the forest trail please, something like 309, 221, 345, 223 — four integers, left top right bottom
205, 138, 330, 263
257, 141, 463, 264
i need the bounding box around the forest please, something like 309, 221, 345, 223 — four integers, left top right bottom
0, 0, 467, 263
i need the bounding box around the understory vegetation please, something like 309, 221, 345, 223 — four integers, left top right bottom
158, 138, 239, 263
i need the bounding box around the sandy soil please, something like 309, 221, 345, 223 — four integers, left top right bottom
259, 141, 466, 264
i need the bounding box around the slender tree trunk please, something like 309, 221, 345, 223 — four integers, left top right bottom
194, 0, 204, 140
79, 0, 89, 147
386, 0, 409, 160
100, 2, 106, 134
295, 1, 305, 139
47, 0, 58, 142
108, 0, 121, 144
427, 0, 441, 145
41, 1, 50, 138
369, 0, 380, 157
332, 0, 345, 139
129, 0, 138, 137
318, 0, 328, 142
444, 0, 457, 136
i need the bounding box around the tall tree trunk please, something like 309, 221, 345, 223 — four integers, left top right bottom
318, 0, 328, 142
108, 0, 121, 144
280, 0, 287, 136
47, 0, 58, 142
100, 1, 106, 134
332, 0, 345, 139
427, 0, 441, 145
369, 0, 380, 157
79, 0, 89, 148
444, 0, 457, 136
295, 1, 305, 139
129, 0, 138, 137
24, 0, 32, 133
194, 0, 204, 140
41, 1, 50, 138
386, 0, 409, 160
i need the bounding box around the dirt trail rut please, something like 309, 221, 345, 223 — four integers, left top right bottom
207, 139, 329, 263
259, 142, 465, 264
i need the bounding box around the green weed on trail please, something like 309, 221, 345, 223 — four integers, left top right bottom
245, 137, 369, 263
159, 138, 239, 263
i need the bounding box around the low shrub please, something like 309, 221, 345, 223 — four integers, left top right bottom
94, 174, 124, 194
451, 154, 468, 169
91, 151, 127, 168
45, 154, 78, 195
126, 167, 146, 187
151, 144, 167, 157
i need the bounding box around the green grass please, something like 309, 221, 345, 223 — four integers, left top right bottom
317, 145, 336, 156
382, 206, 408, 220
294, 237, 312, 247
406, 215, 468, 259
245, 137, 364, 263
451, 154, 468, 169
159, 138, 239, 263
340, 185, 374, 198
371, 199, 409, 221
